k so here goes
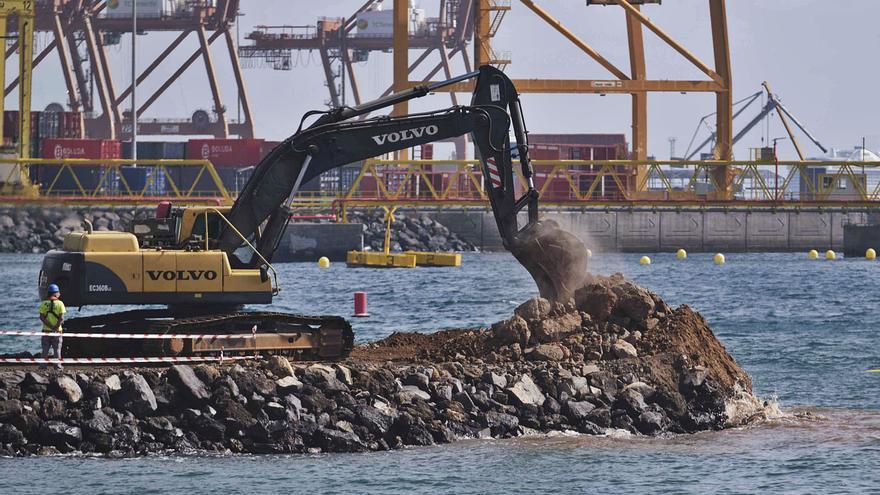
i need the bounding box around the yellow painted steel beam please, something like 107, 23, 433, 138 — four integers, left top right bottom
616, 0, 722, 84
416, 79, 724, 94
519, 0, 629, 80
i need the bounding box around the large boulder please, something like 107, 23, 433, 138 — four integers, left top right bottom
612, 282, 656, 322
612, 340, 638, 359
51, 375, 83, 404
168, 365, 210, 403
506, 374, 545, 407
354, 404, 394, 437
112, 374, 157, 417
491, 315, 530, 347
0, 399, 22, 421
266, 355, 295, 378
564, 400, 596, 423
514, 298, 552, 322
529, 343, 566, 362
574, 284, 618, 321
313, 427, 368, 453
40, 421, 82, 449
532, 312, 581, 343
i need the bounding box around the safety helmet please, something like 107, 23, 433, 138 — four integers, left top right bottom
47, 284, 60, 294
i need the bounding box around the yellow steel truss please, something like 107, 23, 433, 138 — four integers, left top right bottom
0, 158, 231, 205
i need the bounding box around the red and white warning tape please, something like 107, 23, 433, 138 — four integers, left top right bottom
486, 157, 503, 188
0, 330, 257, 340
0, 355, 260, 365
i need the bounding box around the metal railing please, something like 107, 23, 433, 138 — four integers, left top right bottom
6, 157, 880, 211
0, 158, 231, 205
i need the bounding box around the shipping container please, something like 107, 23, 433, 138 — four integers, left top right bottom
186, 138, 264, 167
38, 139, 121, 194
122, 141, 188, 160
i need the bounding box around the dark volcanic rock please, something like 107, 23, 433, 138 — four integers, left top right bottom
113, 374, 157, 417
168, 365, 210, 404
0, 274, 757, 457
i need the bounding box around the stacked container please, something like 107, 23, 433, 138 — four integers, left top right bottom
38, 139, 121, 194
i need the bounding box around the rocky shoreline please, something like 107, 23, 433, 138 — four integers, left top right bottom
0, 275, 765, 457
0, 207, 474, 254
346, 209, 476, 253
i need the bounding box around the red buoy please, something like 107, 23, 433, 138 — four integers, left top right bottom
353, 291, 369, 317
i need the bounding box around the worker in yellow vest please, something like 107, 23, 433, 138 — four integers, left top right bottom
38, 284, 66, 369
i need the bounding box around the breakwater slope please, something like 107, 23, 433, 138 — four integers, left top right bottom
0, 207, 473, 254
0, 275, 762, 456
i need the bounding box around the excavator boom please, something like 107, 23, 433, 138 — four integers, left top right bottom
220, 66, 588, 301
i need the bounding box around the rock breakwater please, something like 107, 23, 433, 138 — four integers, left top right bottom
0, 207, 473, 254
346, 210, 476, 253
0, 275, 762, 457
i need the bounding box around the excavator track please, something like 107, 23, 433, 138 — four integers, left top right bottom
62, 310, 354, 361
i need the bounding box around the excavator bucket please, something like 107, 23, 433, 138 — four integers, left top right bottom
509, 219, 589, 303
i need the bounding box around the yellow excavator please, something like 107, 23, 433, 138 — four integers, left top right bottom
36, 66, 588, 360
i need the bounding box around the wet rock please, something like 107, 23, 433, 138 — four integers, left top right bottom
564, 401, 596, 423
506, 375, 545, 407
682, 365, 708, 388
112, 374, 157, 417
618, 389, 648, 416
168, 365, 210, 404
485, 411, 519, 437
354, 404, 394, 436
40, 421, 82, 449
0, 423, 26, 447
391, 412, 434, 446
314, 427, 367, 453
612, 340, 638, 359
637, 411, 666, 435
51, 375, 83, 404
529, 343, 566, 362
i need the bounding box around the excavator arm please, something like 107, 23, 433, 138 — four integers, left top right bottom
219, 66, 588, 301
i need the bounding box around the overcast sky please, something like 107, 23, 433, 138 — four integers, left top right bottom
27, 0, 880, 160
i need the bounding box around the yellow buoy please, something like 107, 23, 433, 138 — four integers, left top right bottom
676, 248, 687, 260
318, 256, 330, 268
639, 255, 651, 265
586, 249, 593, 258
714, 253, 725, 265
825, 250, 836, 260
808, 249, 819, 260
867, 248, 877, 260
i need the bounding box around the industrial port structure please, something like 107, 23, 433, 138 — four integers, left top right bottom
2, 0, 879, 230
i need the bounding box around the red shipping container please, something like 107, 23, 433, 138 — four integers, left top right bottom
187, 138, 264, 167
41, 139, 121, 159
3, 111, 41, 140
